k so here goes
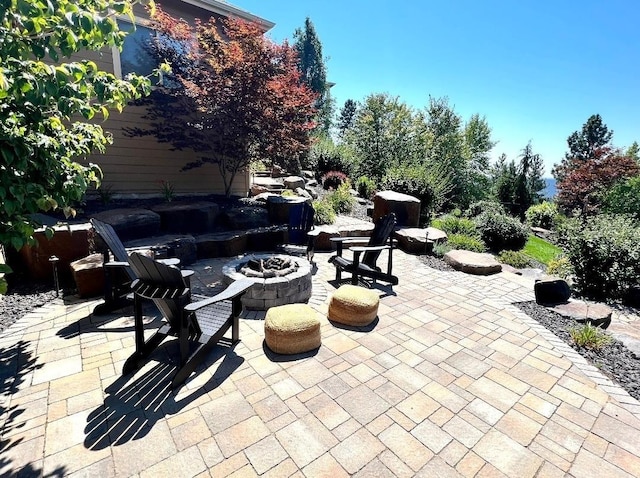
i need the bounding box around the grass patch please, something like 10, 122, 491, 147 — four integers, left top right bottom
523, 234, 562, 265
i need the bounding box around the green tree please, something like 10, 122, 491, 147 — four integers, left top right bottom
133, 8, 317, 195
0, 0, 153, 292
553, 114, 613, 181
293, 17, 332, 134
348, 93, 418, 180
514, 142, 545, 219
337, 99, 358, 139
626, 141, 639, 163
423, 97, 494, 209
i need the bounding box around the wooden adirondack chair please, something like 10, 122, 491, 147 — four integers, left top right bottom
329, 213, 399, 286
90, 218, 182, 314
124, 252, 252, 388
278, 201, 316, 261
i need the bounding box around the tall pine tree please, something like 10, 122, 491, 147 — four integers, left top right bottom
293, 17, 332, 134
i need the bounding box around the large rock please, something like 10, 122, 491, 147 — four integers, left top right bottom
373, 190, 421, 227
266, 196, 309, 224
196, 231, 248, 258
91, 208, 160, 241
394, 227, 448, 254
151, 201, 219, 234
308, 226, 340, 251
70, 253, 104, 298
247, 226, 288, 251
550, 300, 613, 329
284, 176, 305, 190
125, 234, 197, 266
19, 222, 93, 281
444, 250, 502, 275
534, 278, 571, 305
222, 207, 270, 230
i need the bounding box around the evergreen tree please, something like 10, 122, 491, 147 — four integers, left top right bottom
337, 99, 358, 138
293, 17, 332, 134
553, 114, 613, 181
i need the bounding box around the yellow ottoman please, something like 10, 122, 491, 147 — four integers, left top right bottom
265, 304, 321, 354
328, 285, 379, 326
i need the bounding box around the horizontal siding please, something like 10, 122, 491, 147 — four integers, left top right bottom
81, 0, 248, 198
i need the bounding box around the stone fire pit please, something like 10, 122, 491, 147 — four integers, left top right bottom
222, 254, 312, 310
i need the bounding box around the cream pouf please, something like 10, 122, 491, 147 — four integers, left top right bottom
264, 304, 321, 354
328, 285, 380, 326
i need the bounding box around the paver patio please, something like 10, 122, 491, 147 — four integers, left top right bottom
1, 250, 640, 477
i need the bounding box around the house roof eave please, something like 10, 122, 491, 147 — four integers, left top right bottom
180, 0, 275, 31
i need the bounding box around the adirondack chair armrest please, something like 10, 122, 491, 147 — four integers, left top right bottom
103, 261, 130, 269
350, 244, 391, 253
330, 236, 370, 255
184, 279, 253, 313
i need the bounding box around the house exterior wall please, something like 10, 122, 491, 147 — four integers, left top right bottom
80, 0, 273, 199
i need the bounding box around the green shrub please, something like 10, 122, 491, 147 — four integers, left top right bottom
465, 200, 505, 218
475, 212, 529, 252
525, 201, 558, 229
380, 165, 450, 224
281, 189, 297, 197
432, 243, 452, 258
322, 171, 348, 190
569, 324, 612, 350
431, 214, 478, 236
602, 175, 640, 218
561, 214, 640, 301
546, 256, 573, 279
446, 234, 486, 252
312, 199, 336, 225
328, 182, 355, 214
308, 135, 356, 177
356, 176, 376, 199
497, 250, 533, 268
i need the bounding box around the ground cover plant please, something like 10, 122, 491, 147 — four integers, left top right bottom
522, 235, 562, 265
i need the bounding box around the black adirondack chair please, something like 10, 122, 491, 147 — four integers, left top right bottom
124, 252, 252, 388
278, 201, 316, 261
329, 213, 399, 286
90, 218, 183, 314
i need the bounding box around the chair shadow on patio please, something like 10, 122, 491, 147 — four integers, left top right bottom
56, 308, 161, 340
83, 341, 243, 450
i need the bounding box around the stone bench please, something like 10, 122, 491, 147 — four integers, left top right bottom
394, 227, 447, 254
125, 234, 197, 266
444, 250, 502, 275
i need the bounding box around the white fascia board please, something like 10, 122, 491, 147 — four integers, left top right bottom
180, 0, 275, 31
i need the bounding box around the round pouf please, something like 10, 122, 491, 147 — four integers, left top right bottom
328, 285, 380, 326
264, 304, 321, 354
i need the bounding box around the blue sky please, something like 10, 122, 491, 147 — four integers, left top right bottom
237, 0, 639, 176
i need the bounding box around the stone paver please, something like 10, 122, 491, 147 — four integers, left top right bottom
2, 247, 640, 477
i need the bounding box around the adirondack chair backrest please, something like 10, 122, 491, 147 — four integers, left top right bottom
90, 218, 136, 281
128, 252, 189, 325
363, 213, 397, 267
288, 201, 315, 245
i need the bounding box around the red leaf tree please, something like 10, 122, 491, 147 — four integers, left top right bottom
132, 7, 317, 196
556, 146, 640, 214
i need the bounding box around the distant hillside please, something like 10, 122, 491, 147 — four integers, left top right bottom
543, 178, 556, 198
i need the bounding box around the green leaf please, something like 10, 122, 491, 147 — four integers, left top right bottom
0, 278, 8, 296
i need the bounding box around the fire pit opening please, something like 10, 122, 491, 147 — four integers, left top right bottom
222, 254, 313, 311
242, 257, 298, 278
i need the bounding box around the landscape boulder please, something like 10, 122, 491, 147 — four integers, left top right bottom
223, 207, 270, 230
125, 234, 197, 266
444, 250, 502, 275
19, 222, 93, 281
550, 300, 613, 329
91, 208, 160, 241
196, 231, 248, 258
284, 176, 305, 190
151, 201, 219, 234
70, 253, 104, 298
394, 227, 447, 254
534, 278, 571, 305
373, 190, 421, 227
